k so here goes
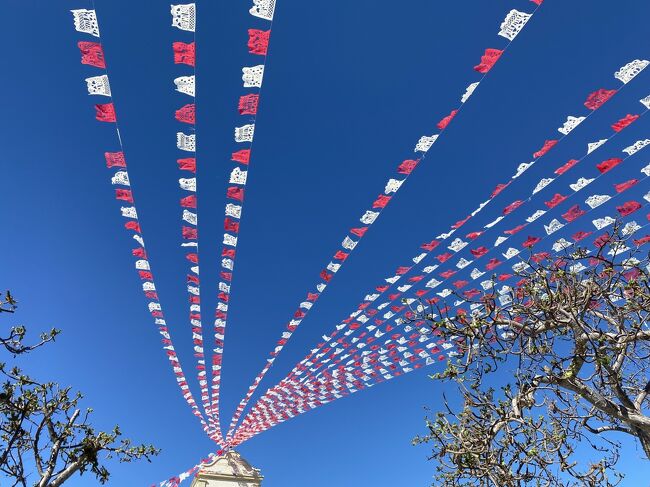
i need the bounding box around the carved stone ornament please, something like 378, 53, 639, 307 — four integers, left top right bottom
190, 450, 263, 487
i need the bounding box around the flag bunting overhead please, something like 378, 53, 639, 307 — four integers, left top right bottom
229, 61, 650, 442
234, 169, 650, 443
169, 3, 230, 443
223, 0, 546, 443
70, 6, 220, 443
66, 2, 650, 486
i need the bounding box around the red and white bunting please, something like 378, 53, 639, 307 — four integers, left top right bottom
233, 191, 650, 442
155, 451, 221, 487
201, 0, 278, 441
230, 62, 650, 440
265, 137, 650, 400
169, 4, 225, 442
70, 6, 218, 442
266, 79, 649, 401
224, 0, 552, 444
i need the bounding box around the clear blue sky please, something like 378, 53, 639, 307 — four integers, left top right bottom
2, 0, 650, 485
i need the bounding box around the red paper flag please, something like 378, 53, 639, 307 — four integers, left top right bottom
474, 48, 503, 73
612, 114, 639, 132
372, 195, 391, 209
584, 88, 617, 110
227, 187, 245, 201
173, 42, 195, 66
95, 103, 116, 122
182, 226, 198, 239
554, 159, 578, 175
596, 157, 622, 174
562, 204, 585, 222
615, 179, 638, 193
503, 200, 523, 215
421, 240, 440, 251
105, 151, 126, 168
617, 201, 641, 216
125, 221, 141, 233
491, 182, 510, 198
545, 193, 567, 208
177, 158, 196, 172
78, 41, 105, 68
397, 159, 419, 175
238, 94, 260, 115
248, 29, 271, 55
571, 231, 592, 242
533, 139, 557, 158
175, 104, 196, 124
232, 149, 251, 164
437, 110, 458, 130
522, 236, 541, 248
181, 195, 197, 208
115, 189, 133, 203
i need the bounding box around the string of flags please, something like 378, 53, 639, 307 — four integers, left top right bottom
155, 452, 219, 487
169, 3, 227, 443
223, 0, 546, 444
229, 61, 650, 440
201, 0, 277, 442
233, 183, 650, 442
232, 109, 650, 439
234, 195, 650, 440
232, 166, 650, 442
70, 7, 219, 442
68, 2, 650, 486
240, 60, 649, 423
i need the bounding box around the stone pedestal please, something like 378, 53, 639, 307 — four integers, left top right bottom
190, 450, 263, 487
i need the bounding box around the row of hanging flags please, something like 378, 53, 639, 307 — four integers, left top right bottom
168, 2, 219, 443
220, 0, 548, 444
169, 0, 276, 446
70, 0, 543, 448
68, 0, 650, 485
232, 71, 650, 444
70, 7, 218, 443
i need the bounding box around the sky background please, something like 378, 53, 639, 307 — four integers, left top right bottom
1, 0, 650, 485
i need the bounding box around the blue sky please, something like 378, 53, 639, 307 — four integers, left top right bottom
2, 0, 650, 485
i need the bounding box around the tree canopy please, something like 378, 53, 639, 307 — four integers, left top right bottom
412, 225, 650, 486
0, 291, 159, 487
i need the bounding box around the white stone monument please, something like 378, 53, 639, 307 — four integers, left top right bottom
190, 450, 263, 487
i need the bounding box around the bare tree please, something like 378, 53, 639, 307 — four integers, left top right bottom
0, 291, 159, 486
0, 291, 58, 355
410, 225, 650, 486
